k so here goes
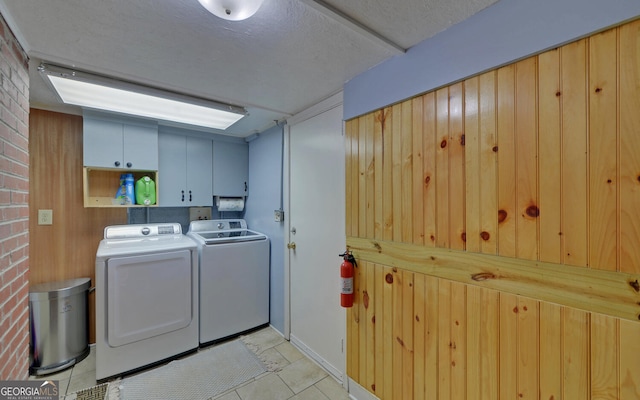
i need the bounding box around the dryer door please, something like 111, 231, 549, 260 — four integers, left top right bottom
106, 249, 192, 347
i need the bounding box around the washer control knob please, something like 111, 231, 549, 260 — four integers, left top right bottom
141, 227, 151, 235
217, 222, 224, 229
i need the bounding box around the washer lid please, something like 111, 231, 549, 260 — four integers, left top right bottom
193, 229, 266, 244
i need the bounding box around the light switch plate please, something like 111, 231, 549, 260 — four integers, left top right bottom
189, 207, 212, 221
274, 209, 284, 222
38, 209, 53, 225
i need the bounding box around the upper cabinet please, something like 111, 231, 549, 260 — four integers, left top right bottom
158, 132, 213, 207
213, 141, 249, 197
83, 115, 158, 170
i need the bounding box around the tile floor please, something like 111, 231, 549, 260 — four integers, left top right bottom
29, 326, 351, 400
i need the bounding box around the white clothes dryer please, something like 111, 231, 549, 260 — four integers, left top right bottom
95, 223, 198, 381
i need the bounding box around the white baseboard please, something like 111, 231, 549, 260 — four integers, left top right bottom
289, 334, 344, 383
347, 378, 380, 400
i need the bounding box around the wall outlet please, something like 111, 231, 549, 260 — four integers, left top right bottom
38, 209, 53, 225
189, 207, 212, 221
274, 209, 284, 222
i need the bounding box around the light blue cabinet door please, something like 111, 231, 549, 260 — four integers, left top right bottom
83, 118, 124, 168
186, 137, 213, 206
212, 141, 248, 197
158, 133, 213, 207
83, 116, 158, 170
158, 133, 187, 206
123, 124, 158, 170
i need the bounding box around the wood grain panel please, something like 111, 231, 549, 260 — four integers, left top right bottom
344, 19, 640, 400
479, 72, 498, 255
401, 102, 413, 243
364, 113, 375, 239
467, 286, 499, 400
514, 57, 539, 261
365, 261, 376, 391
437, 280, 452, 400
496, 65, 517, 258
464, 76, 481, 253
589, 28, 618, 271
401, 270, 414, 399
539, 302, 562, 400
563, 308, 589, 399
450, 282, 466, 400
620, 319, 640, 398
358, 115, 368, 237
358, 259, 368, 385
372, 264, 384, 397
590, 313, 618, 399
345, 119, 354, 238
618, 19, 640, 274
392, 266, 403, 399
413, 273, 426, 400
436, 88, 450, 248
381, 264, 394, 400
561, 39, 589, 268
466, 286, 482, 400
538, 48, 562, 263
449, 83, 466, 251
374, 111, 384, 240
424, 274, 439, 399
348, 118, 359, 238
412, 97, 425, 245
29, 109, 127, 344
382, 107, 393, 241
347, 236, 640, 323
423, 93, 437, 247
347, 245, 361, 379
517, 296, 539, 399
391, 104, 403, 242
499, 293, 518, 400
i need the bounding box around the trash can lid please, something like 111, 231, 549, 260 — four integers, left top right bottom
29, 278, 91, 301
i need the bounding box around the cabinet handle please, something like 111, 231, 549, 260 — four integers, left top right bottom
114, 161, 121, 167
126, 162, 132, 168
244, 182, 247, 192
181, 190, 185, 202
189, 190, 192, 202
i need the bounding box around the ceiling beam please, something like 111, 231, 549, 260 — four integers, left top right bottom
298, 0, 406, 55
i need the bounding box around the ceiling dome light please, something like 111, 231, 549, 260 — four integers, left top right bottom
197, 0, 264, 21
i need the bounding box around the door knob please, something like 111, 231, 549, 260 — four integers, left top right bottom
287, 242, 296, 250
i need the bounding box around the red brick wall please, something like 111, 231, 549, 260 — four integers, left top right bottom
0, 12, 30, 379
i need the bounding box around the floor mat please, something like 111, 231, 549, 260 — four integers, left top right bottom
75, 383, 108, 400
116, 340, 266, 400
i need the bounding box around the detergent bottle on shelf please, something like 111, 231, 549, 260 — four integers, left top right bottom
135, 176, 156, 205
114, 173, 127, 205
114, 173, 136, 205
124, 173, 136, 205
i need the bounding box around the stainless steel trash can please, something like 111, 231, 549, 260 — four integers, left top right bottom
29, 278, 91, 375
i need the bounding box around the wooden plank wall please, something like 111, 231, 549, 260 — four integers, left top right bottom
29, 109, 127, 343
345, 20, 640, 399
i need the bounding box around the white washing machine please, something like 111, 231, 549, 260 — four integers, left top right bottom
187, 219, 269, 344
95, 223, 198, 381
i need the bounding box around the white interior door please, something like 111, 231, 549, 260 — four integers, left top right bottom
287, 101, 346, 382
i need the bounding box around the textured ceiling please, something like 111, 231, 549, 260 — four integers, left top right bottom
0, 0, 499, 137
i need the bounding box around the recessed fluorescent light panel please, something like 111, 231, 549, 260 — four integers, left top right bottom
38, 64, 246, 130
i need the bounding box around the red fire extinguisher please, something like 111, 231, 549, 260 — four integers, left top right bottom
339, 251, 357, 308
